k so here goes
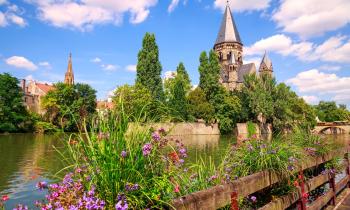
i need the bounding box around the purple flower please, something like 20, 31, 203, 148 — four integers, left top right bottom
288, 165, 295, 171
288, 157, 296, 163
250, 196, 257, 202
247, 144, 254, 152
321, 170, 327, 175
142, 143, 152, 156
125, 183, 139, 192
36, 181, 48, 190
260, 144, 267, 149
115, 199, 128, 210
158, 128, 166, 134
121, 151, 127, 158
179, 148, 187, 158
152, 132, 161, 141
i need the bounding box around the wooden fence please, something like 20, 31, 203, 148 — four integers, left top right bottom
172, 148, 350, 210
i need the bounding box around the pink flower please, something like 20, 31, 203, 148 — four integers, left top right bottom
174, 185, 180, 193
2, 195, 9, 201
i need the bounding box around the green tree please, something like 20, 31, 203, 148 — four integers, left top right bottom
113, 84, 153, 121
314, 101, 350, 122
240, 74, 274, 123
136, 32, 164, 101
168, 74, 189, 121
187, 88, 215, 123
42, 82, 97, 131
198, 51, 209, 91
0, 73, 32, 132
176, 62, 191, 93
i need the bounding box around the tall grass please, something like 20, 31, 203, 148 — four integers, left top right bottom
221, 138, 301, 179
63, 109, 182, 209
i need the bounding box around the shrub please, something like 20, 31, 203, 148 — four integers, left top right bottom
61, 111, 188, 209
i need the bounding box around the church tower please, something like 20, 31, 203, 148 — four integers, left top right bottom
259, 51, 273, 77
64, 53, 74, 86
214, 3, 243, 90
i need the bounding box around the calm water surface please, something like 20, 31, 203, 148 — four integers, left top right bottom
0, 133, 348, 208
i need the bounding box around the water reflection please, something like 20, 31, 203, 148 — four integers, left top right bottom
0, 134, 65, 208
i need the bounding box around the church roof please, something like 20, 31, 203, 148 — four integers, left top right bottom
215, 4, 242, 45
35, 83, 55, 94
238, 63, 256, 82
260, 51, 272, 70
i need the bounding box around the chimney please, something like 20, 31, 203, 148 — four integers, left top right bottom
21, 79, 26, 93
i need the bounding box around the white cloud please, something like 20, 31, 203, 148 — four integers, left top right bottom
168, 0, 180, 13
25, 74, 34, 81
0, 0, 6, 5
39, 61, 51, 69
243, 56, 261, 68
7, 14, 26, 27
319, 65, 341, 72
272, 0, 350, 38
30, 0, 158, 30
302, 95, 319, 105
0, 12, 7, 27
5, 56, 38, 71
101, 64, 118, 71
125, 64, 136, 72
286, 69, 350, 104
0, 3, 27, 27
214, 0, 271, 12
91, 57, 102, 63
245, 34, 350, 63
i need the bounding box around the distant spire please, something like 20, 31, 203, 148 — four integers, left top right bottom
64, 53, 74, 85
215, 3, 242, 45
261, 51, 272, 69
259, 51, 273, 75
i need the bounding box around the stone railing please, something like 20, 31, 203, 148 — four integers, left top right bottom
172, 148, 350, 210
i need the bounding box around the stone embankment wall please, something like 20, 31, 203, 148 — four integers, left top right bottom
129, 122, 220, 135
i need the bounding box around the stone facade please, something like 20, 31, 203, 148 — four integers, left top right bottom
214, 4, 273, 91
21, 79, 54, 115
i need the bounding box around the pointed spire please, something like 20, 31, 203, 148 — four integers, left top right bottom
64, 53, 74, 85
215, 3, 242, 45
261, 51, 272, 69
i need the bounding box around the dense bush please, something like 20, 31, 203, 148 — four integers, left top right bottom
0, 73, 33, 133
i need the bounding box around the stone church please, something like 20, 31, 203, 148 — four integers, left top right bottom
214, 4, 273, 91
22, 54, 75, 114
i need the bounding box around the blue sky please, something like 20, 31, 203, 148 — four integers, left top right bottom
0, 0, 350, 106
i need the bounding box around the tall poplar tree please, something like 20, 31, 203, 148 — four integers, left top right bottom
198, 51, 209, 91
136, 33, 164, 101
176, 62, 191, 93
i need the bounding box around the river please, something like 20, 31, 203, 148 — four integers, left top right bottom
0, 133, 348, 208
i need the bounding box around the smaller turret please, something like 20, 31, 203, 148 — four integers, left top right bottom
259, 51, 273, 77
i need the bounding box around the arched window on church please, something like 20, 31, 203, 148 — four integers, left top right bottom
219, 52, 223, 61
227, 52, 232, 63
237, 53, 242, 63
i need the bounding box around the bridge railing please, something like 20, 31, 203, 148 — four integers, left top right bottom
172, 147, 350, 210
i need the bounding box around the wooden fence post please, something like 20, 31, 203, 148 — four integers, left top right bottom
345, 153, 350, 188
298, 170, 307, 210
231, 191, 239, 210
329, 172, 336, 205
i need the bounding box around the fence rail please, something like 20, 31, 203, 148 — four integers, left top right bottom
172, 148, 350, 210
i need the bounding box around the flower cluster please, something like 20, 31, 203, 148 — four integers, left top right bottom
142, 143, 152, 156
125, 183, 139, 192
13, 204, 28, 210
38, 172, 105, 210
115, 194, 128, 210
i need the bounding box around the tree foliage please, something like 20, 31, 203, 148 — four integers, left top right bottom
240, 74, 316, 132
113, 84, 153, 121
42, 83, 97, 131
187, 88, 215, 123
136, 32, 164, 101
0, 73, 32, 132
314, 101, 350, 122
